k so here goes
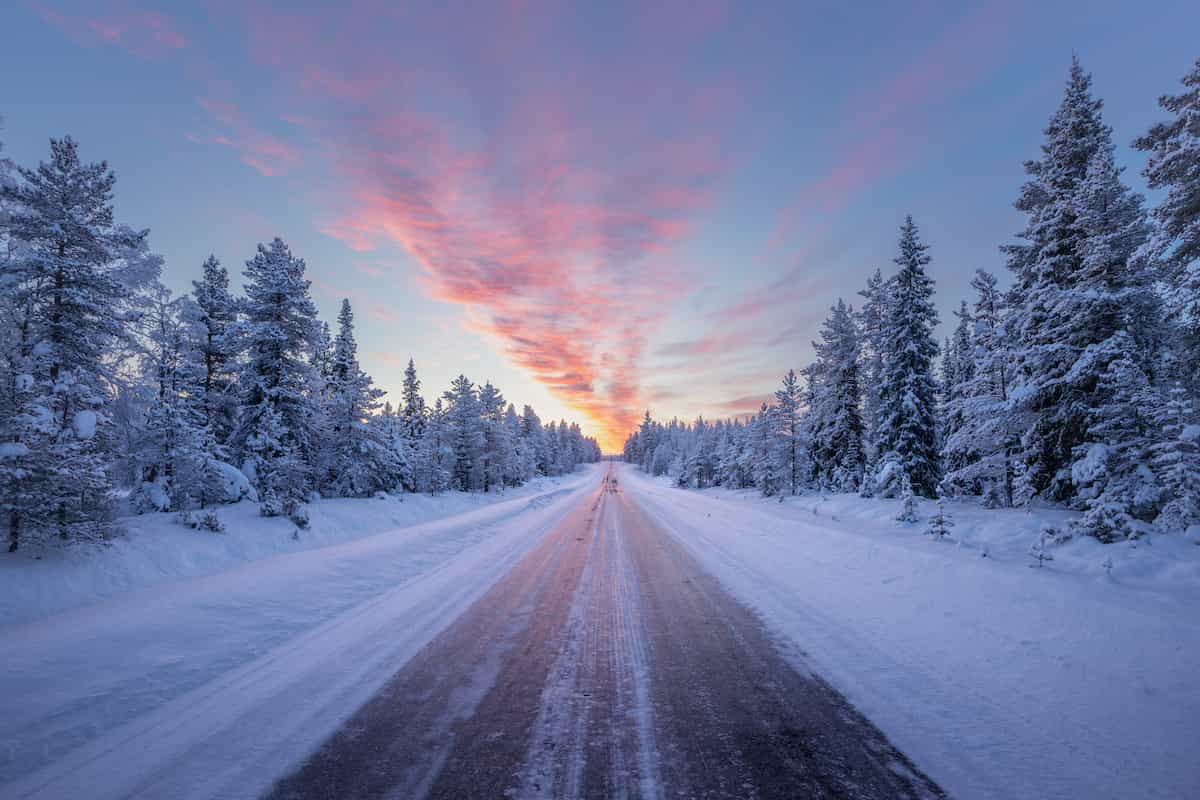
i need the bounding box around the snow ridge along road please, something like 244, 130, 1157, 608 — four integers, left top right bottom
265, 464, 942, 799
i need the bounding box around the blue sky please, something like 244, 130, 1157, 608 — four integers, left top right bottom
1, 0, 1196, 449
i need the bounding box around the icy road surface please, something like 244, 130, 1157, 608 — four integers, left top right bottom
266, 466, 940, 799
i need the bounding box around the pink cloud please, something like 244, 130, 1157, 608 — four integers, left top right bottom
30, 1, 186, 58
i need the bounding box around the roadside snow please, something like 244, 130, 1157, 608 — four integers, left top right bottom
2, 472, 584, 626
623, 464, 1200, 800
0, 466, 602, 799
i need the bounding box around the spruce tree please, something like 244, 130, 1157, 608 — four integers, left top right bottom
1135, 57, 1200, 402
942, 269, 1019, 505
401, 358, 426, 443
230, 238, 320, 517
325, 299, 409, 497
876, 216, 941, 497
191, 255, 238, 449
129, 285, 214, 513
808, 299, 865, 490
772, 369, 803, 495
442, 375, 484, 490
1151, 383, 1200, 532
940, 301, 977, 487
856, 268, 890, 463
478, 381, 510, 492
1003, 58, 1157, 507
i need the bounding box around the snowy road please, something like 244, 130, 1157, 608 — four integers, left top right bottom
265, 465, 941, 800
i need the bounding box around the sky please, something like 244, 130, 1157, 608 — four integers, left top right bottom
1, 1, 1197, 452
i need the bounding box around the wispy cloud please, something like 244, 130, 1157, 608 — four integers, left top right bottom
30, 1, 186, 59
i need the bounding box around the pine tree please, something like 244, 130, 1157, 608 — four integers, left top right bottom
808, 299, 865, 490
940, 301, 975, 483
0, 137, 158, 549
1004, 58, 1158, 506
442, 374, 485, 491
230, 238, 320, 517
1134, 57, 1200, 402
772, 370, 804, 495
324, 299, 408, 497
503, 403, 528, 486
521, 404, 548, 477
896, 474, 918, 523
1069, 332, 1160, 540
857, 268, 890, 463
478, 381, 511, 492
1151, 383, 1200, 532
191, 255, 238, 449
129, 285, 215, 513
876, 216, 941, 497
401, 358, 426, 443
414, 397, 453, 494
926, 497, 954, 540
943, 269, 1020, 505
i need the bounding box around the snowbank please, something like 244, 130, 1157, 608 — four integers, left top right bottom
1, 472, 592, 627
622, 464, 1200, 800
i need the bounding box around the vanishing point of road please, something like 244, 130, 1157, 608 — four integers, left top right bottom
266, 464, 944, 800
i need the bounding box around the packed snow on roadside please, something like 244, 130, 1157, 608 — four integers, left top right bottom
2, 468, 590, 626
622, 464, 1200, 800
0, 466, 601, 799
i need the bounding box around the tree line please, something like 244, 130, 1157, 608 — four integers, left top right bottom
624, 57, 1200, 543
0, 135, 600, 552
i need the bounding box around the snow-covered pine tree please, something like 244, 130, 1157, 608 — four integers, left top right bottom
191, 255, 238, 449
939, 301, 975, 485
856, 268, 890, 464
230, 238, 320, 518
478, 381, 510, 492
401, 358, 426, 443
442, 374, 485, 491
1151, 383, 1200, 532
807, 299, 865, 491
926, 496, 954, 540
521, 404, 548, 477
1069, 332, 1160, 541
876, 216, 941, 498
771, 370, 804, 495
503, 403, 528, 486
413, 397, 452, 494
896, 473, 918, 523
748, 403, 780, 496
324, 299, 409, 497
1134, 57, 1200, 403
1003, 58, 1159, 512
0, 137, 158, 549
129, 285, 215, 513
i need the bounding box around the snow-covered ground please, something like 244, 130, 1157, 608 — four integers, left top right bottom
1, 471, 595, 626
623, 464, 1200, 800
0, 466, 602, 799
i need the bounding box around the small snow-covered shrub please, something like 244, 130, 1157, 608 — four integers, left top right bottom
1029, 526, 1056, 568
926, 497, 954, 540
208, 459, 258, 504
858, 469, 877, 498
896, 475, 918, 523
198, 511, 224, 533
1072, 497, 1134, 543
132, 479, 172, 514
288, 504, 310, 530
876, 455, 904, 499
